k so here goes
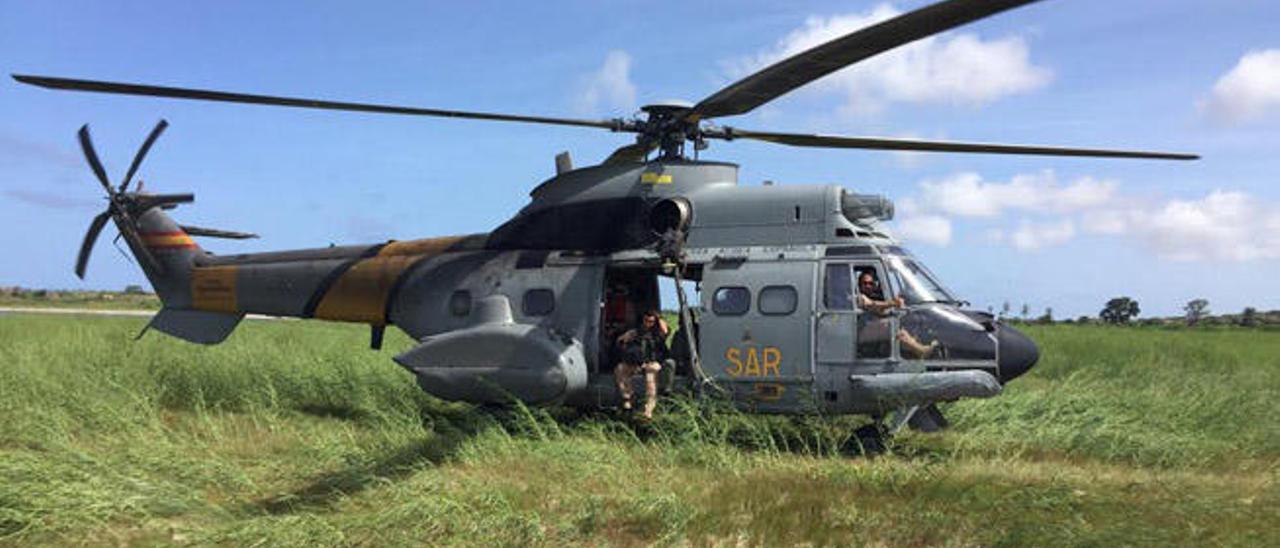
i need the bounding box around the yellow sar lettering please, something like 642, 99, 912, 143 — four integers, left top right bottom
724, 346, 782, 378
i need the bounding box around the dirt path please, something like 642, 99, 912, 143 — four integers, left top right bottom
0, 307, 279, 320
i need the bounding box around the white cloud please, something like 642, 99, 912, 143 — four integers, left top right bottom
572, 50, 637, 115
897, 170, 1280, 261
895, 214, 952, 246
1201, 49, 1280, 125
1079, 209, 1129, 235
1127, 191, 1280, 261
1010, 219, 1075, 251
916, 170, 1116, 218
732, 4, 1051, 116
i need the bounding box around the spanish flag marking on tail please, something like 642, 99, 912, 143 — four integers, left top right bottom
140, 230, 197, 250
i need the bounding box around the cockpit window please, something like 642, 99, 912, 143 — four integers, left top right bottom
877, 245, 911, 256
823, 264, 854, 310
884, 255, 956, 305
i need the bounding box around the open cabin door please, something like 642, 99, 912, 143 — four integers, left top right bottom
816, 261, 900, 367
599, 266, 661, 373
700, 258, 815, 411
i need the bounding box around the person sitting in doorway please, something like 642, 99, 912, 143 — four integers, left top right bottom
614, 309, 669, 419
856, 270, 938, 359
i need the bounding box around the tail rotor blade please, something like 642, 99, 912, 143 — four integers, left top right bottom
77, 125, 114, 195
75, 210, 112, 279
120, 119, 168, 193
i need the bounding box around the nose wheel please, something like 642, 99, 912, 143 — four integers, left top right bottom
852, 423, 888, 455
854, 403, 951, 455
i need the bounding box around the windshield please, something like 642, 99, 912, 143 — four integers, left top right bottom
884, 255, 957, 305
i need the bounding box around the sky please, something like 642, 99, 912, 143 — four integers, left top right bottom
2, 0, 1278, 319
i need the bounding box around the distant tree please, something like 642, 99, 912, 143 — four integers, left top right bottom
1037, 307, 1054, 324
1240, 307, 1259, 327
1184, 298, 1210, 326
1001, 301, 1011, 317
1077, 315, 1092, 324
1020, 303, 1030, 319
124, 284, 146, 295
1100, 297, 1140, 324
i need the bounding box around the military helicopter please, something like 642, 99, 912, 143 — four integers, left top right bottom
15, 0, 1195, 438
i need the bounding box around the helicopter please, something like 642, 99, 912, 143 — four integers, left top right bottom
15, 0, 1196, 439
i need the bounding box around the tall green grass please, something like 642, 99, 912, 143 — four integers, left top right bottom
1, 314, 1276, 545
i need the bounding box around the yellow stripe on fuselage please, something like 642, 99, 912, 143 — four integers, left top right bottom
312, 236, 467, 324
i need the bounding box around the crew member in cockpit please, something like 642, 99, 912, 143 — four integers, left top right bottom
857, 270, 938, 359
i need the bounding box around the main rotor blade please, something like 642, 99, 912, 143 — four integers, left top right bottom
77, 125, 114, 194
687, 0, 1041, 121
14, 74, 623, 131
120, 119, 168, 193
75, 210, 112, 279
722, 129, 1199, 160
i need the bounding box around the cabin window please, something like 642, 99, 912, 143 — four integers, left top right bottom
758, 285, 797, 315
712, 286, 750, 316
523, 288, 555, 316
448, 290, 472, 317
824, 264, 854, 310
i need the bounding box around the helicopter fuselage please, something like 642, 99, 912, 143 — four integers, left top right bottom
148, 159, 1036, 415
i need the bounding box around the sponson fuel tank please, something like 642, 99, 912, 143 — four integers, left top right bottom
392, 295, 589, 404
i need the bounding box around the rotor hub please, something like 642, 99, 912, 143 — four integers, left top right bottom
636, 101, 702, 159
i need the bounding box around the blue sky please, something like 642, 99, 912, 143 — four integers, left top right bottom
2, 0, 1278, 319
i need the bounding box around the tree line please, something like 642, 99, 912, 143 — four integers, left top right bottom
993, 296, 1275, 327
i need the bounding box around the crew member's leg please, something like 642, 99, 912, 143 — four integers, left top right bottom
640, 361, 662, 418
897, 329, 939, 358
614, 362, 637, 410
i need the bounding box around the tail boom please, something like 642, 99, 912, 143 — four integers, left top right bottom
185, 234, 487, 325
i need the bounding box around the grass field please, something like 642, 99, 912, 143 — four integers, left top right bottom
1, 313, 1276, 546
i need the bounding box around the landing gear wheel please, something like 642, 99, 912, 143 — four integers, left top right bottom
853, 424, 888, 455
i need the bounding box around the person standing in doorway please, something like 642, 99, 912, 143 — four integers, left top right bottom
614, 310, 669, 419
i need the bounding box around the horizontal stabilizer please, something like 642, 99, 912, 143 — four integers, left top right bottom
179, 224, 258, 239
148, 307, 243, 344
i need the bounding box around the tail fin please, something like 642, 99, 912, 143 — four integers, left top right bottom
68, 121, 243, 344
128, 204, 202, 307
128, 205, 245, 344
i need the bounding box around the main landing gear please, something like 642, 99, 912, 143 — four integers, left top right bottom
853, 403, 951, 455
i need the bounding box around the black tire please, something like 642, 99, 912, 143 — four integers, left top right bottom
852, 424, 887, 455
